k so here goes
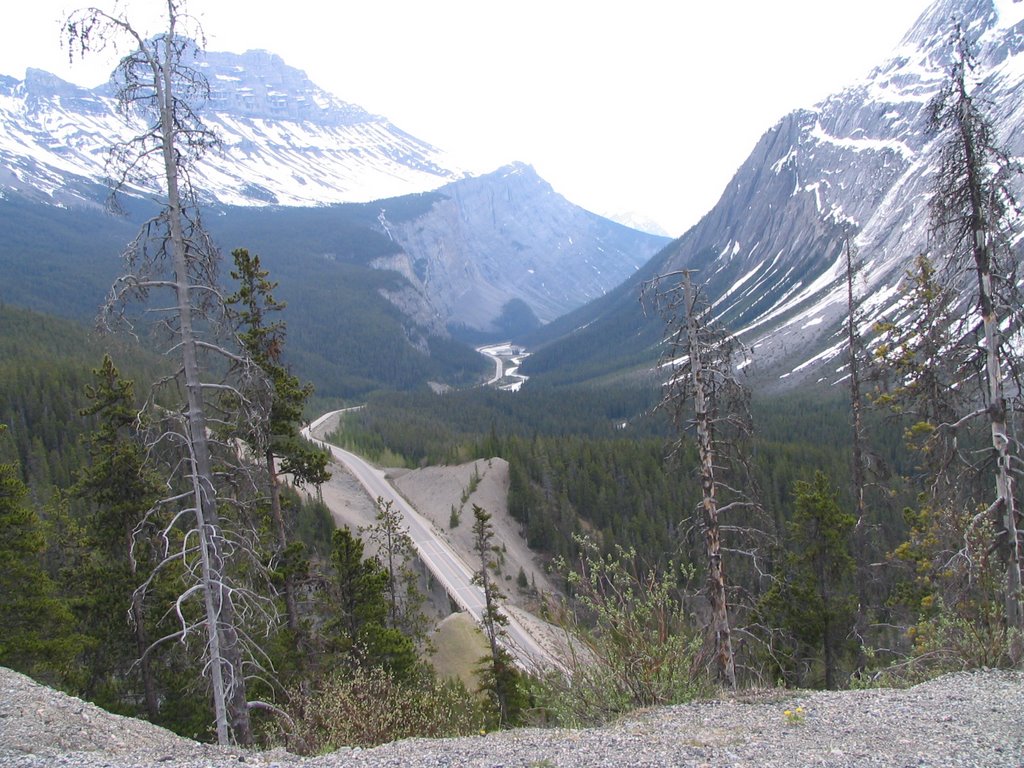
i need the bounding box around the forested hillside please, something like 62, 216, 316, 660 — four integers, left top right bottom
0, 194, 489, 400
0, 303, 465, 743
0, 306, 162, 498
3, 0, 1022, 754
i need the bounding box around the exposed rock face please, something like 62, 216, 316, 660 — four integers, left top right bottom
668, 0, 1022, 381
1, 52, 667, 337
377, 164, 668, 332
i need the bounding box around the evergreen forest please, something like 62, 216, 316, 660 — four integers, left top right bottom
1, 6, 1022, 754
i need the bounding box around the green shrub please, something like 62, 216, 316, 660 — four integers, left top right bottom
289, 666, 483, 753
534, 536, 710, 726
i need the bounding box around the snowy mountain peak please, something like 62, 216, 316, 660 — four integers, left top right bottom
195, 48, 376, 127
874, 0, 1024, 81
0, 47, 465, 208
704, 0, 1024, 382
531, 0, 1024, 388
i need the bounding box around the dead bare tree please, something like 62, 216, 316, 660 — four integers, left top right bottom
64, 1, 273, 745
842, 235, 871, 668
645, 270, 766, 689
928, 23, 1024, 633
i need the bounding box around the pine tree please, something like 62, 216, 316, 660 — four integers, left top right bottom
73, 355, 162, 718
646, 271, 766, 689
325, 527, 416, 680
64, 2, 271, 743
471, 504, 525, 727
227, 247, 329, 636
843, 236, 871, 670
0, 426, 80, 685
926, 23, 1023, 631
361, 496, 428, 646
758, 472, 856, 688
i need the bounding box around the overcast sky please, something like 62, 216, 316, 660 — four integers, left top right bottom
3, 0, 932, 234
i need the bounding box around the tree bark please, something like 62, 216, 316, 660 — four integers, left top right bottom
684, 273, 736, 689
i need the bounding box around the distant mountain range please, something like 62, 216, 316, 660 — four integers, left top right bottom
0, 47, 666, 395
524, 0, 1024, 389
4, 0, 1019, 401
0, 49, 463, 207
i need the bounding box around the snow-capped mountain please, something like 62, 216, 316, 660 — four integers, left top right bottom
528, 0, 1024, 388
0, 46, 668, 339
0, 48, 464, 208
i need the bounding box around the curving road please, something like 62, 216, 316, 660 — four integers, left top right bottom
477, 343, 530, 392
302, 412, 558, 672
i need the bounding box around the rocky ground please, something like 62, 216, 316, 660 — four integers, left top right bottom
2, 666, 1021, 767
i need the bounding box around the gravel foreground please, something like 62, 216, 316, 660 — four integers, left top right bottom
1, 666, 1021, 768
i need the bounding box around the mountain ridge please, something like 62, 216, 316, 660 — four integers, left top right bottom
0, 47, 464, 209
0, 44, 667, 379
526, 0, 1024, 390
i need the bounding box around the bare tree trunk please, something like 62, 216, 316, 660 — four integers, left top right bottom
126, 525, 159, 721
266, 449, 299, 634
129, 594, 159, 719
684, 273, 736, 689
157, 23, 249, 745
65, 1, 262, 746
956, 82, 1023, 631
844, 237, 870, 672
974, 236, 1022, 630
817, 543, 837, 690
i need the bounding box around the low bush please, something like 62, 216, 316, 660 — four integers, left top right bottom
289, 666, 483, 753
532, 537, 711, 726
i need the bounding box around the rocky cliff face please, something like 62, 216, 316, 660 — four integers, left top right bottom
376, 164, 667, 333
664, 0, 1024, 381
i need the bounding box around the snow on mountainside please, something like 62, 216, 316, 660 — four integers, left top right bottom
696, 0, 1024, 383
533, 0, 1024, 387
0, 47, 668, 336
0, 48, 464, 208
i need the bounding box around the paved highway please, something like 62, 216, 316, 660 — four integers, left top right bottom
477, 343, 530, 391
302, 412, 558, 672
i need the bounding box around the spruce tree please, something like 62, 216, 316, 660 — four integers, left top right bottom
73, 355, 162, 718
0, 426, 80, 685
757, 472, 856, 688
228, 247, 329, 636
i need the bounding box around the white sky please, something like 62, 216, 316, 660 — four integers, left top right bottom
2, 0, 931, 235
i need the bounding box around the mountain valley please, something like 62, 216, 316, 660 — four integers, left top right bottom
2, 0, 1024, 754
